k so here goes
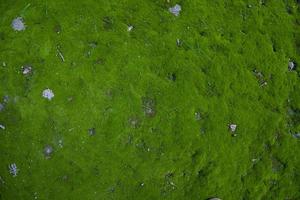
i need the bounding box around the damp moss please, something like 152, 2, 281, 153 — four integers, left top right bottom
0, 0, 300, 199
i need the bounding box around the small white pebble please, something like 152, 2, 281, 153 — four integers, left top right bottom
22, 65, 32, 75
169, 4, 182, 16
42, 89, 54, 100
288, 60, 296, 71
127, 25, 133, 32
11, 17, 26, 31
0, 124, 5, 130
229, 124, 237, 132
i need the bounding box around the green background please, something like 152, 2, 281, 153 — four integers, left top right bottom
0, 0, 300, 199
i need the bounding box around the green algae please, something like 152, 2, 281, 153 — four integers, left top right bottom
0, 0, 300, 199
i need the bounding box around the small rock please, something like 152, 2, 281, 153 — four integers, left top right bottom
43, 145, 53, 158
288, 60, 296, 71
8, 163, 18, 177
88, 128, 96, 136
169, 4, 182, 16
229, 124, 237, 132
42, 89, 54, 100
2, 62, 6, 67
11, 17, 26, 31
127, 25, 133, 32
207, 198, 222, 200
21, 65, 32, 75
0, 124, 5, 130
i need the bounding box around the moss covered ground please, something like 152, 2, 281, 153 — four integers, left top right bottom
1, 0, 300, 199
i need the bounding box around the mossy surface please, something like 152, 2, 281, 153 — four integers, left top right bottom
0, 0, 300, 199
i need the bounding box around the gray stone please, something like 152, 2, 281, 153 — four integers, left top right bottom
229, 124, 237, 132
169, 4, 182, 16
288, 60, 296, 71
127, 25, 133, 32
11, 17, 26, 31
22, 65, 32, 75
44, 145, 53, 158
42, 89, 54, 100
0, 124, 5, 130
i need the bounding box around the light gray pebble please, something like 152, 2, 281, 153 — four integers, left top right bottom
11, 17, 26, 31
288, 60, 296, 71
0, 124, 5, 130
42, 89, 54, 100
229, 124, 237, 132
169, 4, 181, 16
43, 145, 53, 158
22, 65, 32, 75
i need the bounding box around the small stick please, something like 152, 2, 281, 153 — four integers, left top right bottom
57, 47, 65, 62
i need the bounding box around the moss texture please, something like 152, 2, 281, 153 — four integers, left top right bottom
0, 0, 300, 199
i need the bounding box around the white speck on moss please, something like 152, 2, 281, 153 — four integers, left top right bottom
44, 145, 53, 158
127, 25, 133, 32
11, 17, 26, 31
42, 89, 54, 100
0, 124, 5, 129
22, 65, 32, 75
8, 163, 18, 177
288, 60, 296, 71
229, 124, 237, 132
169, 4, 181, 16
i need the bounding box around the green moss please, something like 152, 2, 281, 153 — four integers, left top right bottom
0, 0, 300, 199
